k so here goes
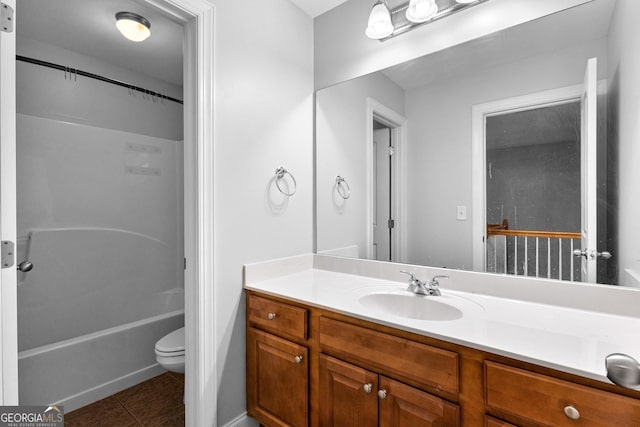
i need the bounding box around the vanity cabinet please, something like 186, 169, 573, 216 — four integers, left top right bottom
246, 294, 310, 427
319, 354, 459, 427
246, 290, 640, 427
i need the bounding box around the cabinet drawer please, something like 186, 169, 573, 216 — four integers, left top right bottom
485, 361, 640, 426
248, 294, 308, 340
319, 317, 459, 397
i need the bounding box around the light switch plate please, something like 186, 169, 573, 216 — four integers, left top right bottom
456, 205, 467, 221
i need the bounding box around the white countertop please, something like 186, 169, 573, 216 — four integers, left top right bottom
245, 267, 640, 386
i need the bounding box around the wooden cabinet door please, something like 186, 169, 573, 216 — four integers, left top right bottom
319, 354, 378, 427
378, 376, 460, 427
247, 327, 308, 427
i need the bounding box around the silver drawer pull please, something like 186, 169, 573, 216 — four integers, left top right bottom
563, 405, 580, 420
363, 383, 372, 393
267, 312, 277, 320
294, 355, 303, 364
377, 389, 387, 399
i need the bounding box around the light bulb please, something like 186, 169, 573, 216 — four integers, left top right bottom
366, 1, 393, 39
115, 12, 151, 42
406, 0, 438, 23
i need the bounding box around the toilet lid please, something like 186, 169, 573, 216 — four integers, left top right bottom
155, 327, 185, 353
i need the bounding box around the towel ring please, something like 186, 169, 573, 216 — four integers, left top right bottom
336, 176, 351, 199
275, 167, 297, 196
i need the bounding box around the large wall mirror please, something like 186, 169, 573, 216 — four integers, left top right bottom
315, 0, 640, 287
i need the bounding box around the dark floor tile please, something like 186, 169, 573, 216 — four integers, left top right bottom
115, 373, 184, 426
165, 372, 185, 385
65, 396, 140, 427
139, 404, 185, 427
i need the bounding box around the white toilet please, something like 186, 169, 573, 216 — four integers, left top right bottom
155, 327, 185, 373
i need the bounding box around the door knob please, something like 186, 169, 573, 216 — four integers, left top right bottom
573, 249, 586, 258
597, 251, 612, 259
573, 249, 612, 260
17, 261, 33, 272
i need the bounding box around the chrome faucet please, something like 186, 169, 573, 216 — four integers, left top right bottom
400, 271, 449, 296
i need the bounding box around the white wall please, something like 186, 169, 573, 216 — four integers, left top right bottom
212, 0, 314, 424
607, 0, 640, 286
316, 72, 404, 258
405, 38, 607, 269
314, 0, 593, 89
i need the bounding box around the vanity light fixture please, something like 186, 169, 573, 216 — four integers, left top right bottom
115, 11, 151, 42
366, 0, 489, 41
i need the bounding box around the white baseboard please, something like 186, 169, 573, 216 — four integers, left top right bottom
223, 412, 258, 427
55, 364, 166, 412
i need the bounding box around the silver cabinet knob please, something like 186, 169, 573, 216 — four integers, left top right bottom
17, 261, 33, 272
377, 389, 387, 399
563, 405, 580, 420
363, 383, 372, 393
294, 355, 303, 364
267, 312, 277, 320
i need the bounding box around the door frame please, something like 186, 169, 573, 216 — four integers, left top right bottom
366, 98, 407, 263
1, 0, 216, 425
142, 2, 216, 425
0, 0, 18, 406
471, 84, 584, 272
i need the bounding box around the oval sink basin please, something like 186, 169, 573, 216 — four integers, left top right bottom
359, 293, 463, 321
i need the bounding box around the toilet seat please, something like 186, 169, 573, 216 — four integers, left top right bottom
155, 327, 185, 355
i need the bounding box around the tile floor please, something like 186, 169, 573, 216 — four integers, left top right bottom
64, 372, 185, 426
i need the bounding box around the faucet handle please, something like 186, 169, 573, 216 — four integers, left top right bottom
429, 275, 449, 286
399, 270, 417, 282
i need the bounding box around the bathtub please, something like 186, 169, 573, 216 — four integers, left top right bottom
19, 307, 184, 411
17, 228, 184, 411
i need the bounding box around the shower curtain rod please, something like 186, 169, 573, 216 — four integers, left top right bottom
16, 55, 184, 105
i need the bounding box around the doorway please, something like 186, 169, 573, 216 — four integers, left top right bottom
366, 98, 407, 263
373, 122, 392, 261
472, 67, 608, 283
484, 101, 582, 280
15, 0, 185, 412
0, 0, 215, 424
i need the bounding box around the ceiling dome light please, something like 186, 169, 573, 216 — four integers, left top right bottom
115, 12, 151, 42
406, 0, 438, 23
366, 1, 393, 39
